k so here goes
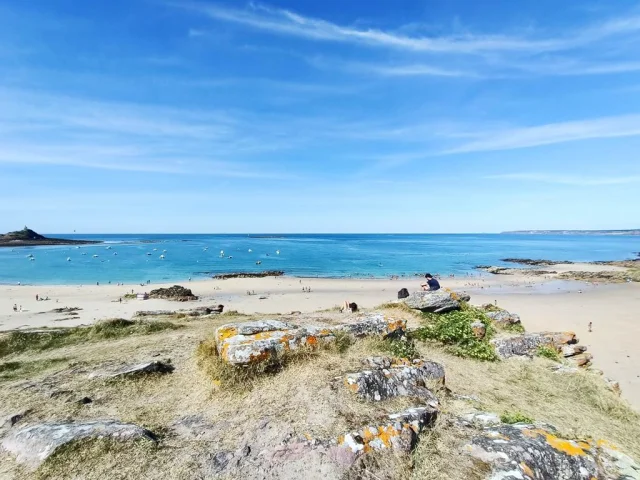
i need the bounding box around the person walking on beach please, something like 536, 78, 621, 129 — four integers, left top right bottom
36, 294, 39, 301
421, 273, 440, 291
12, 304, 17, 312
588, 321, 593, 333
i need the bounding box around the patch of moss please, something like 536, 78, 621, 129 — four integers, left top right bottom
0, 357, 71, 381
0, 319, 181, 358
500, 411, 534, 424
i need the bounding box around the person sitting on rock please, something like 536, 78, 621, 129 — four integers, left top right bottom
421, 273, 440, 291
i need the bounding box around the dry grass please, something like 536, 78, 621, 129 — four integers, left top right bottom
0, 309, 638, 480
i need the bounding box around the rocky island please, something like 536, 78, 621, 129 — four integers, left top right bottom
0, 227, 100, 248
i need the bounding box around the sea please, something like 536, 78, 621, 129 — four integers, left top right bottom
0, 234, 638, 285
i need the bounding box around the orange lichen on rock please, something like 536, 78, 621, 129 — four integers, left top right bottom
520, 462, 534, 477
523, 428, 590, 456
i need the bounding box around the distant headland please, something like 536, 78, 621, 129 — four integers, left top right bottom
0, 227, 101, 247
502, 229, 640, 236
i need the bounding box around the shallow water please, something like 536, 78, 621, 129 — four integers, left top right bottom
0, 233, 637, 285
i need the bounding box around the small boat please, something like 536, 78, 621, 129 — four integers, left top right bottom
163, 249, 167, 253
153, 248, 157, 251
81, 253, 87, 256
26, 254, 34, 258
146, 253, 151, 256
256, 260, 262, 265
113, 252, 117, 256
93, 254, 99, 258
248, 249, 252, 253
106, 246, 112, 250
276, 250, 280, 255
203, 247, 208, 251
228, 256, 233, 259
75, 246, 80, 249
30, 257, 35, 261
67, 257, 71, 262
159, 255, 165, 259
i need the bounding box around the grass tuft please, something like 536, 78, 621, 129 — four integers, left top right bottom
536, 345, 561, 361
500, 411, 535, 424
0, 319, 181, 358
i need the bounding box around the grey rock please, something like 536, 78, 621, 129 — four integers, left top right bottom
486, 309, 521, 326
491, 332, 577, 359
1, 420, 156, 468
109, 361, 174, 378
459, 412, 501, 427
464, 423, 640, 480
344, 359, 444, 404
403, 291, 460, 313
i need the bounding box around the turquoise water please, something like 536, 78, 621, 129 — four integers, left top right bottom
0, 234, 637, 285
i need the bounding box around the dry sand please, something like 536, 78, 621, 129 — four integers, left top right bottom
1, 263, 639, 409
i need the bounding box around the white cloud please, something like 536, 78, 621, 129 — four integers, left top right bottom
484, 173, 640, 186
174, 1, 640, 54
445, 114, 640, 153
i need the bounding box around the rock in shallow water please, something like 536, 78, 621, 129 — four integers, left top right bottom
1, 420, 157, 469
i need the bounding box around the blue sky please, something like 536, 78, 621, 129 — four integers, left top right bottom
1, 0, 640, 233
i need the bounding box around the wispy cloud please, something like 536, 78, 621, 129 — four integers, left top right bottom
484, 172, 640, 186
174, 2, 640, 54
445, 114, 640, 154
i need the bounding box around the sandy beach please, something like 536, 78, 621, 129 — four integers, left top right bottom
1, 264, 639, 409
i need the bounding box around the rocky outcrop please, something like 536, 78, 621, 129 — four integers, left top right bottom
0, 227, 100, 247
134, 305, 223, 318
477, 266, 556, 276
338, 407, 437, 455
148, 285, 198, 301
215, 320, 335, 365
1, 420, 156, 469
464, 422, 640, 480
334, 313, 406, 339
344, 357, 444, 404
501, 258, 573, 266
215, 315, 407, 366
403, 291, 460, 313
485, 309, 522, 328
214, 271, 284, 279
102, 361, 174, 379
491, 332, 577, 359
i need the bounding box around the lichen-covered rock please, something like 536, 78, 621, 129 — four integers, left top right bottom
339, 407, 437, 455
560, 344, 587, 357
464, 423, 640, 480
471, 320, 486, 339
148, 285, 198, 301
567, 352, 593, 367
360, 356, 393, 369
335, 313, 406, 339
403, 291, 460, 313
1, 420, 156, 469
215, 320, 335, 365
459, 412, 501, 428
491, 331, 577, 359
344, 359, 444, 403
486, 309, 521, 327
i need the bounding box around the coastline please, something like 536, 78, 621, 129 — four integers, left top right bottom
2, 263, 640, 409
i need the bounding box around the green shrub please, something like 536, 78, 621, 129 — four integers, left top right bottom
413, 309, 497, 361
537, 345, 560, 361
332, 330, 354, 354
382, 337, 419, 360
500, 411, 534, 424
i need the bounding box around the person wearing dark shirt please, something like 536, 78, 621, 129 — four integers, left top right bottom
421, 273, 440, 291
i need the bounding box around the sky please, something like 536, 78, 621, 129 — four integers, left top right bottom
1, 0, 640, 233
